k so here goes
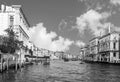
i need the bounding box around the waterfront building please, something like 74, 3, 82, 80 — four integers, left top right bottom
67, 53, 73, 59
83, 44, 92, 60
48, 50, 53, 57
54, 51, 63, 59
98, 31, 120, 63
27, 41, 34, 56
89, 37, 99, 61
49, 51, 56, 60
80, 45, 90, 60
41, 49, 49, 56
33, 46, 38, 57
0, 4, 32, 64
79, 47, 85, 60
37, 49, 43, 57
81, 45, 90, 61
80, 31, 120, 63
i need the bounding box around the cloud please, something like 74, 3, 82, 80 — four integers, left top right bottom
74, 9, 111, 36
110, 0, 120, 5
78, 0, 116, 14
78, 0, 86, 2
95, 3, 103, 11
29, 23, 74, 52
50, 36, 74, 51
58, 19, 67, 31
107, 23, 120, 32
78, 0, 105, 11
75, 40, 85, 48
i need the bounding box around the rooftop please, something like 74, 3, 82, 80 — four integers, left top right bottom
89, 36, 100, 42
0, 4, 30, 27
99, 31, 120, 39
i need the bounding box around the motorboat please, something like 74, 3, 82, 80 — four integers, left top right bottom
79, 61, 84, 64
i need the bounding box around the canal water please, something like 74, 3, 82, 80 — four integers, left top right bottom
1, 60, 120, 82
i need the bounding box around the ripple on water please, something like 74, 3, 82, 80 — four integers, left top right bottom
1, 61, 120, 82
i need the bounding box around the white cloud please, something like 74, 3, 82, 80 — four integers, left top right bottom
29, 23, 74, 52
78, 0, 86, 2
108, 23, 120, 32
50, 36, 74, 51
74, 9, 111, 36
110, 0, 120, 5
75, 41, 85, 48
58, 19, 67, 31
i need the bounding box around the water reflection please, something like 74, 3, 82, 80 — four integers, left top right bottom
1, 60, 120, 82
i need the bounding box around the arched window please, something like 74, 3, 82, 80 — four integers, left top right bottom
113, 37, 117, 50
113, 42, 116, 50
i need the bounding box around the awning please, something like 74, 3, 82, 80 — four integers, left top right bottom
25, 55, 50, 59
25, 55, 37, 58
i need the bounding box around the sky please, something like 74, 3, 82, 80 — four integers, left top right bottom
0, 0, 120, 55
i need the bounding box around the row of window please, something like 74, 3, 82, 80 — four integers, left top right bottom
89, 41, 117, 51
9, 15, 29, 29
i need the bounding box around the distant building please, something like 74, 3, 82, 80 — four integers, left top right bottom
50, 51, 57, 60
54, 51, 63, 59
82, 45, 90, 60
89, 37, 99, 61
79, 47, 85, 60
37, 48, 43, 57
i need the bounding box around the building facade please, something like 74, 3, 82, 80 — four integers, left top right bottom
0, 4, 33, 64
98, 32, 120, 63
89, 37, 99, 61
79, 47, 85, 60
80, 31, 120, 63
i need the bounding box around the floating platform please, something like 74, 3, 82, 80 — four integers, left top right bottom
83, 60, 120, 65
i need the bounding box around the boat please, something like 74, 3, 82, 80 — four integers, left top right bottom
79, 61, 84, 64
43, 61, 50, 65
42, 56, 50, 65
63, 58, 69, 62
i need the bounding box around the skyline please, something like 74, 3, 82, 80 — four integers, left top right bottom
0, 0, 120, 55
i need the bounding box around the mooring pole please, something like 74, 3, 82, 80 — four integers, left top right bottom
1, 58, 3, 72
15, 57, 18, 70
6, 58, 9, 70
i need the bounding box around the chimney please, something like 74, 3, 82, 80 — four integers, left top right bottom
99, 31, 102, 37
108, 23, 111, 33
1, 4, 5, 12
12, 5, 21, 9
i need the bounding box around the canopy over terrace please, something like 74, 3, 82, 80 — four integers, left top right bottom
25, 55, 50, 59
0, 51, 19, 59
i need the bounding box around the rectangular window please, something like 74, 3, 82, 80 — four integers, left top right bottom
113, 52, 116, 57
10, 16, 14, 26
0, 54, 1, 59
113, 42, 116, 50
119, 53, 120, 59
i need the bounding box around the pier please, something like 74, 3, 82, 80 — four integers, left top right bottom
0, 52, 50, 72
